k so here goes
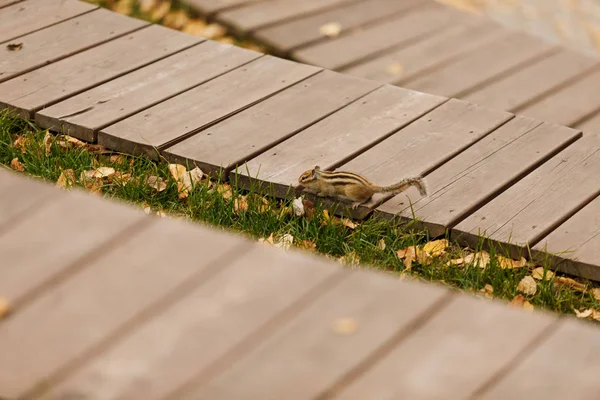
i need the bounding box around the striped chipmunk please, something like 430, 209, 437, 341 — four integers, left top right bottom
298, 166, 427, 209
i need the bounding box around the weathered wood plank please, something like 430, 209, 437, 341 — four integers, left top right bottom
454, 132, 600, 257
377, 120, 580, 237
479, 320, 600, 400
0, 0, 96, 44
253, 0, 425, 54
0, 8, 147, 84
35, 41, 261, 142
342, 22, 503, 84
404, 32, 555, 98
179, 269, 452, 400
518, 68, 600, 126
186, 0, 263, 15
574, 111, 600, 134
98, 56, 320, 159
0, 0, 23, 9
292, 4, 466, 70
216, 0, 358, 34
36, 246, 344, 400
164, 70, 381, 177
0, 168, 58, 229
463, 49, 599, 112
0, 25, 201, 119
234, 85, 446, 197
333, 294, 557, 400
0, 217, 253, 399
0, 188, 147, 307
337, 99, 513, 218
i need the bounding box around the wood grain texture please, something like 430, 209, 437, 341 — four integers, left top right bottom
0, 217, 252, 399
518, 68, 600, 126
38, 246, 343, 400
0, 188, 146, 306
0, 0, 96, 44
36, 41, 261, 142
235, 85, 446, 197
342, 22, 503, 84
574, 111, 600, 134
338, 99, 512, 218
292, 3, 466, 70
0, 25, 200, 118
378, 120, 580, 237
216, 0, 358, 33
254, 0, 425, 54
454, 132, 600, 254
334, 294, 556, 400
0, 8, 147, 84
164, 70, 381, 177
181, 269, 451, 400
404, 31, 555, 98
98, 55, 320, 158
0, 0, 23, 8
185, 0, 260, 14
480, 320, 600, 400
463, 49, 599, 112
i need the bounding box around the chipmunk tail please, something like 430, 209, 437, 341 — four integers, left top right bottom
381, 177, 427, 196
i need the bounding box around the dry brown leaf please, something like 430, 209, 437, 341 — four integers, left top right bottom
163, 9, 189, 29
0, 298, 11, 319
147, 175, 167, 192
509, 295, 526, 307
517, 275, 537, 296
109, 154, 127, 164
298, 240, 317, 252
168, 164, 203, 199
233, 196, 249, 215
251, 194, 269, 214
376, 238, 386, 251
303, 199, 316, 219
482, 284, 494, 295
56, 134, 86, 149
142, 202, 152, 215
182, 19, 207, 36
150, 0, 171, 21
44, 132, 52, 156
10, 157, 24, 172
258, 233, 294, 250
342, 218, 358, 230
84, 167, 115, 179
531, 267, 555, 281
6, 42, 22, 51
591, 288, 600, 302
523, 301, 535, 311
292, 197, 305, 217
202, 23, 226, 39
114, 0, 133, 15
319, 22, 342, 37
156, 210, 167, 218
339, 251, 360, 266
331, 317, 358, 335
555, 276, 587, 291
13, 136, 27, 153
111, 171, 131, 185
397, 246, 416, 271
258, 233, 275, 246
56, 169, 76, 189
214, 183, 232, 200
467, 251, 491, 269
422, 239, 448, 257
497, 255, 527, 269
575, 308, 593, 319
139, 0, 158, 13
386, 62, 404, 76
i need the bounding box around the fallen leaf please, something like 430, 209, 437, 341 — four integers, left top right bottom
497, 256, 527, 269
214, 183, 232, 200
331, 317, 358, 335
163, 9, 189, 29
182, 19, 207, 36
523, 301, 535, 311
233, 196, 249, 215
89, 167, 115, 179
481, 284, 494, 297
250, 194, 269, 214
303, 199, 316, 219
142, 202, 152, 214
110, 154, 127, 164
111, 171, 131, 185
277, 233, 294, 250
147, 175, 167, 192
218, 36, 235, 45
509, 295, 526, 307
386, 62, 404, 76
56, 169, 76, 189
422, 239, 448, 257
44, 132, 52, 156
150, 0, 171, 21
298, 240, 317, 252
202, 23, 226, 39
56, 135, 86, 149
555, 276, 587, 291
517, 275, 537, 296
468, 251, 491, 269
575, 308, 593, 319
10, 157, 24, 171
6, 42, 22, 51
591, 288, 600, 301
139, 0, 158, 13
532, 267, 555, 281
156, 210, 167, 218
168, 164, 203, 199
0, 298, 10, 319
319, 22, 342, 37
342, 218, 358, 229
339, 251, 360, 266
258, 233, 275, 246
292, 197, 305, 216
376, 238, 386, 251
397, 246, 416, 271
13, 136, 27, 153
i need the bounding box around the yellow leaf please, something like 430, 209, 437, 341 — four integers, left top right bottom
555, 276, 587, 291
531, 267, 555, 281
517, 276, 537, 296
509, 295, 526, 307
331, 317, 358, 335
523, 301, 535, 311
168, 164, 203, 199
150, 0, 171, 21
497, 255, 527, 269
13, 136, 27, 153
397, 246, 416, 271
139, 0, 158, 13
319, 22, 342, 37
482, 284, 494, 295
10, 157, 24, 172
575, 308, 593, 319
111, 171, 131, 186
233, 196, 249, 215
298, 240, 317, 252
83, 167, 115, 179
43, 132, 52, 156
470, 251, 491, 269
376, 238, 386, 251
591, 288, 600, 301
214, 183, 232, 200
147, 175, 167, 192
386, 62, 404, 76
56, 169, 76, 189
0, 297, 11, 319
163, 9, 188, 29
342, 218, 358, 230
182, 19, 207, 36
218, 36, 235, 45
202, 23, 227, 39
422, 239, 448, 256
339, 251, 360, 266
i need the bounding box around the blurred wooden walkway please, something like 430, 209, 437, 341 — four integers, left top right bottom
2, 167, 600, 399
1, 0, 600, 282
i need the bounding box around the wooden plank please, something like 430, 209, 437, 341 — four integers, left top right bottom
179, 269, 452, 400
0, 8, 147, 84
235, 85, 446, 198
479, 320, 600, 400
341, 22, 504, 84
0, 24, 201, 119
335, 99, 513, 219
454, 132, 600, 257
0, 0, 96, 44
36, 245, 344, 400
185, 0, 261, 15
0, 217, 254, 399
164, 70, 381, 178
574, 111, 600, 134
0, 188, 147, 307
253, 0, 425, 54
292, 4, 466, 70
376, 120, 580, 237
462, 49, 599, 112
97, 55, 320, 159
333, 294, 557, 400
0, 168, 58, 229
518, 68, 600, 127
35, 41, 262, 142
0, 0, 22, 9
404, 31, 556, 98
216, 0, 358, 34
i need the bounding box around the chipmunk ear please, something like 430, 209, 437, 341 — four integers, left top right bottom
312, 166, 320, 177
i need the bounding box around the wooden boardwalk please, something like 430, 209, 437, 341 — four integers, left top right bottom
3, 166, 600, 399
2, 0, 600, 282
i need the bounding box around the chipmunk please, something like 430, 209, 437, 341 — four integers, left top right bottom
298, 166, 427, 209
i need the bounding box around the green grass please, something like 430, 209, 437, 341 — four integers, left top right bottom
2, 110, 600, 322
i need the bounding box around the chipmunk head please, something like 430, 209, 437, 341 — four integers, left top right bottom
298, 166, 321, 185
